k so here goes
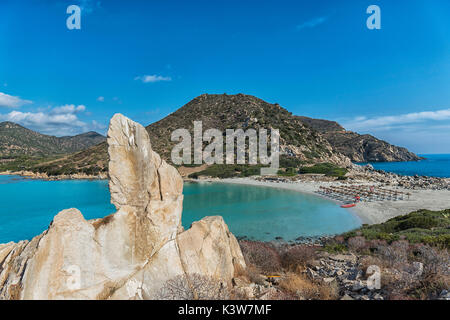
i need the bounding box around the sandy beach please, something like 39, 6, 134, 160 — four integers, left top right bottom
204, 177, 450, 225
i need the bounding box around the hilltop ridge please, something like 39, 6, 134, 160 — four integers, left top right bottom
0, 121, 105, 158
26, 94, 352, 175
0, 94, 421, 176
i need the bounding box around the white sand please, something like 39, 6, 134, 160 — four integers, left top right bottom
203, 177, 450, 225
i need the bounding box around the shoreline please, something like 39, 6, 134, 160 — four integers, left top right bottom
2, 170, 449, 226
197, 177, 450, 225
0, 170, 107, 181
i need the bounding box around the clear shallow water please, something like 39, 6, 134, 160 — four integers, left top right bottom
0, 176, 116, 243
182, 182, 361, 241
357, 154, 450, 178
0, 176, 361, 243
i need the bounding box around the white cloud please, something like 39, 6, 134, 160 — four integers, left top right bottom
0, 104, 97, 136
344, 108, 450, 131
97, 96, 105, 102
0, 92, 32, 108
134, 75, 172, 83
50, 104, 86, 115
341, 108, 450, 153
79, 0, 101, 14
296, 16, 328, 30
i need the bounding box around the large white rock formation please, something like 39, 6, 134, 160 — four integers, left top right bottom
0, 114, 245, 300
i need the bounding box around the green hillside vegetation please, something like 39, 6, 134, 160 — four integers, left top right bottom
277, 167, 298, 177
344, 209, 450, 249
146, 94, 336, 164
0, 155, 59, 172
299, 162, 348, 178
0, 122, 105, 158
31, 143, 109, 176
187, 156, 351, 179
188, 164, 267, 179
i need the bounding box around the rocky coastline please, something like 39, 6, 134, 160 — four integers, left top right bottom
0, 170, 107, 181
0, 117, 448, 300
348, 164, 450, 190
0, 114, 246, 300
1, 156, 449, 191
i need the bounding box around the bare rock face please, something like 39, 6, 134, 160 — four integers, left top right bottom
0, 114, 245, 300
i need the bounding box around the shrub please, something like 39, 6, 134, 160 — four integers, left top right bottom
377, 240, 410, 268
396, 216, 440, 231
348, 236, 367, 252
299, 163, 348, 178
281, 245, 317, 270
322, 242, 348, 254
155, 273, 229, 300
279, 156, 304, 168
343, 209, 450, 249
188, 172, 199, 179
190, 164, 266, 179
239, 241, 282, 273
277, 167, 298, 177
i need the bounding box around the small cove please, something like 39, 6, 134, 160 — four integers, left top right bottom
0, 175, 361, 243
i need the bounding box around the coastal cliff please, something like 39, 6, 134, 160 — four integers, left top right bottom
297, 116, 421, 162
0, 114, 245, 300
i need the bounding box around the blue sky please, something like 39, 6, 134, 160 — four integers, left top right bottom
0, 0, 449, 153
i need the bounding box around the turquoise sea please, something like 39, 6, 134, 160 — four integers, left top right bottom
357, 154, 450, 178
0, 176, 361, 243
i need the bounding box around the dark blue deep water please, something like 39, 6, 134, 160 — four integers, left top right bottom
357, 154, 450, 178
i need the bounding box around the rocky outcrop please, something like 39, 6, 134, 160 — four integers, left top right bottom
297, 116, 422, 162
349, 164, 450, 190
324, 131, 421, 162
0, 114, 245, 300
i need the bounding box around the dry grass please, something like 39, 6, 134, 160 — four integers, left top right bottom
238, 237, 449, 300
361, 241, 450, 299
279, 272, 339, 300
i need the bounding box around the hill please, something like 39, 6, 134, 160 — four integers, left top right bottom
29, 94, 352, 175
8, 94, 421, 176
0, 122, 105, 158
297, 116, 422, 162
145, 94, 349, 164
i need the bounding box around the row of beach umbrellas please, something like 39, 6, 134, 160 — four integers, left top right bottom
317, 185, 411, 203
